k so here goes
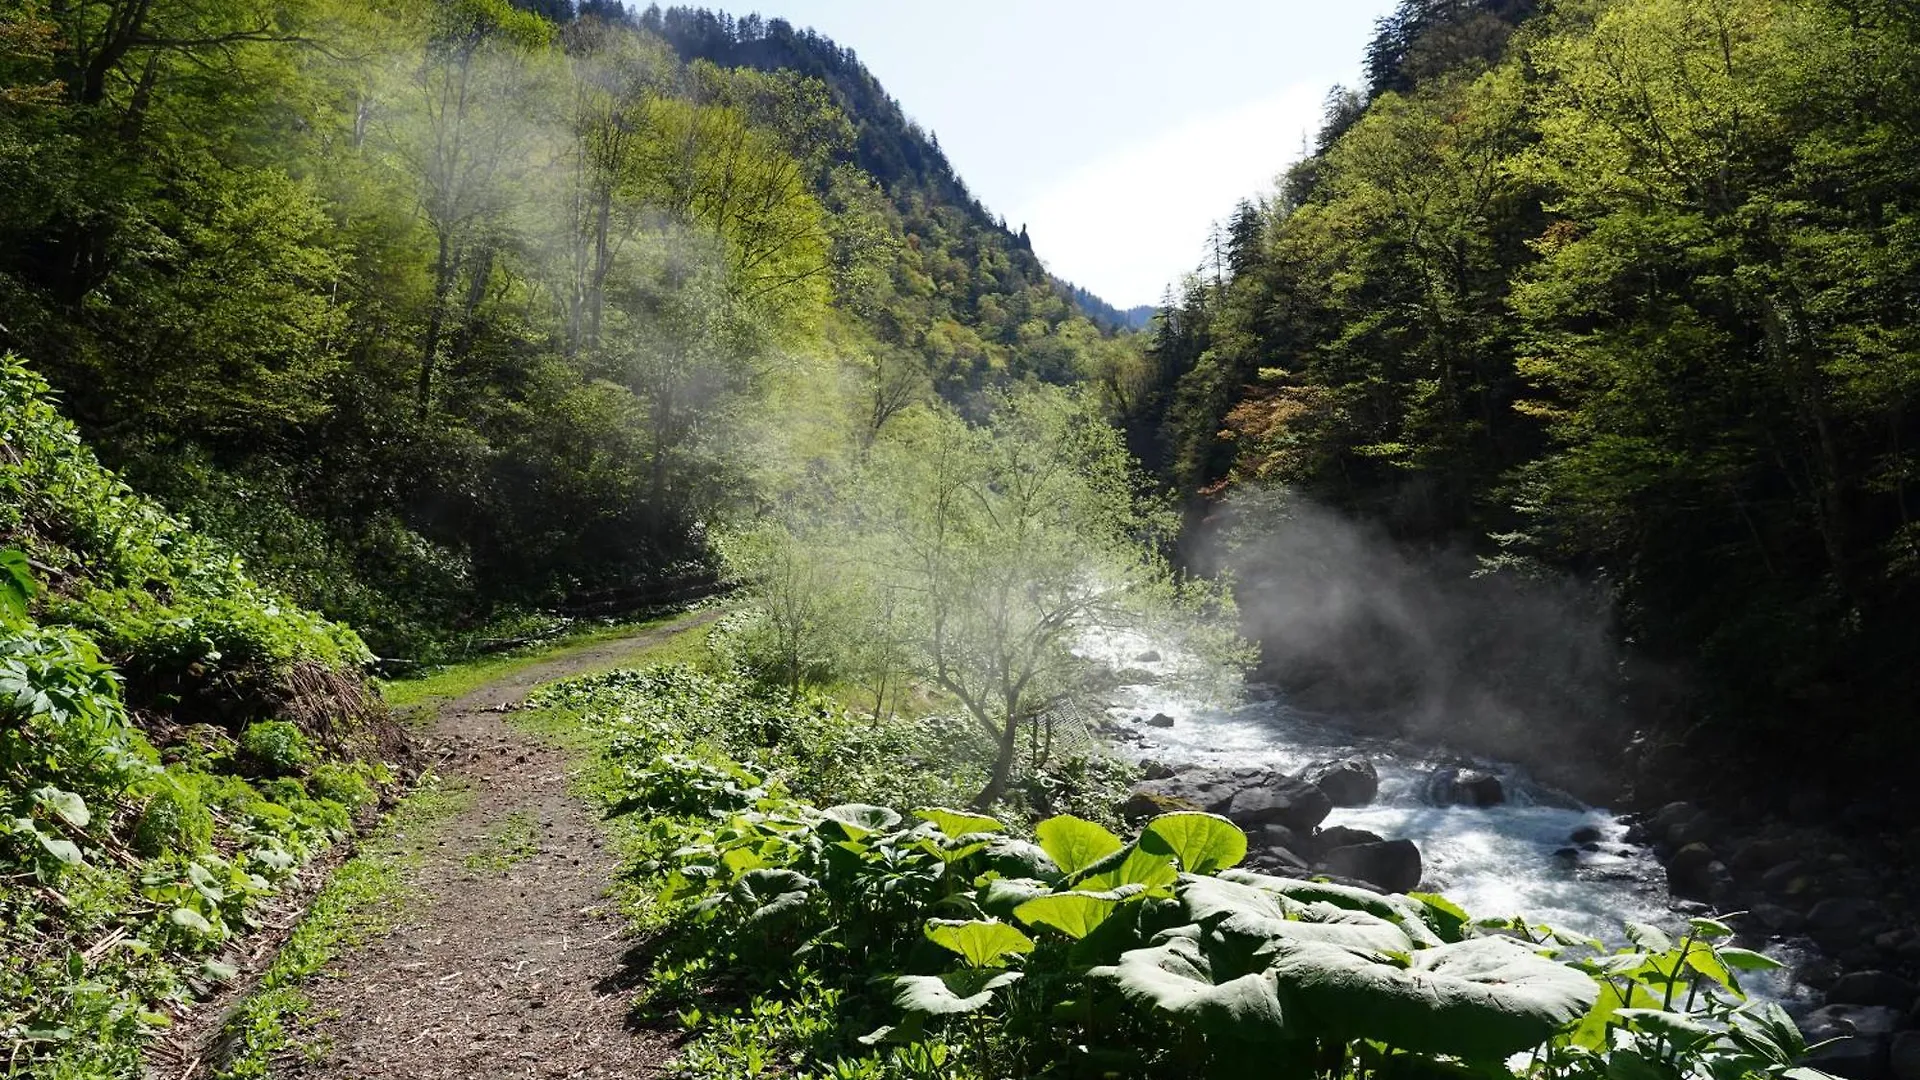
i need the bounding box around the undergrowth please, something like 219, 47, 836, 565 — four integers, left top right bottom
0, 360, 400, 1078
518, 659, 1838, 1080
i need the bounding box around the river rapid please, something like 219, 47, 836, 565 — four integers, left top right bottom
1082, 631, 1815, 1007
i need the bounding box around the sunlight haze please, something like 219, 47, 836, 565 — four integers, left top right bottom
733, 2, 1398, 308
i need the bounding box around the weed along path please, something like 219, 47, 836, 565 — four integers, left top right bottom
261, 612, 720, 1080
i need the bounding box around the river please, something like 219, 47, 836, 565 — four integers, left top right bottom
1084, 630, 1815, 1007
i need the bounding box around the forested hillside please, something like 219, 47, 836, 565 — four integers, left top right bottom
0, 0, 1143, 660
1143, 0, 1920, 792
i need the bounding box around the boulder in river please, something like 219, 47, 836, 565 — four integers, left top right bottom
1808, 897, 1893, 951
1134, 649, 1162, 663
1803, 1003, 1903, 1079
1146, 712, 1176, 728
1570, 824, 1604, 845
1666, 843, 1722, 900
1828, 971, 1920, 1011
1314, 825, 1386, 854
1127, 767, 1332, 832
1300, 756, 1379, 807
1425, 767, 1505, 808
1139, 759, 1178, 781
1319, 839, 1423, 894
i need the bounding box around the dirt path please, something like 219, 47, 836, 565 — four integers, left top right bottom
271, 612, 719, 1080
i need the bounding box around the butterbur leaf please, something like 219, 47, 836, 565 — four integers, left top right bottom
924, 919, 1034, 968
979, 877, 1053, 918
34, 787, 89, 829
1264, 935, 1597, 1061
893, 969, 1021, 1015
1409, 891, 1472, 943
1571, 976, 1664, 1050
170, 907, 214, 935
1615, 1008, 1717, 1049
37, 834, 83, 866
818, 804, 901, 841
1090, 936, 1290, 1043
915, 807, 1003, 837
730, 869, 814, 928
1141, 812, 1246, 875
1689, 916, 1734, 940
1625, 922, 1673, 954
979, 837, 1058, 879
0, 549, 35, 619
1015, 890, 1135, 940
1034, 814, 1123, 876
1076, 843, 1177, 894
1220, 871, 1444, 947
1179, 873, 1290, 927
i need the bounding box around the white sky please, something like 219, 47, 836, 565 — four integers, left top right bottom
731, 2, 1397, 308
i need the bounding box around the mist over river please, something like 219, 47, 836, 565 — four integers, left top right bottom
1081, 630, 1816, 1008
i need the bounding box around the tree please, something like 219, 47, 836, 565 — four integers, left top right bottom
739, 390, 1242, 809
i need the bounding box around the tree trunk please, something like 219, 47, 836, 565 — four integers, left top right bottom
969, 716, 1022, 811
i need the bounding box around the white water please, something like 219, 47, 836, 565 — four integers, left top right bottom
1081, 630, 1813, 1005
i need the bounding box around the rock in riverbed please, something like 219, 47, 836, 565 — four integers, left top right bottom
1126, 766, 1332, 832
1426, 767, 1505, 807
1319, 839, 1423, 894
1300, 756, 1379, 807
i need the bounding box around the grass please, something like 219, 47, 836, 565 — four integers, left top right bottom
377, 609, 694, 712
209, 778, 472, 1079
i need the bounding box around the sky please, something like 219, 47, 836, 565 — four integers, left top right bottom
731, 2, 1399, 308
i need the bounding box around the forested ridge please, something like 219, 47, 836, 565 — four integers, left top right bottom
0, 0, 1145, 660
1142, 0, 1920, 796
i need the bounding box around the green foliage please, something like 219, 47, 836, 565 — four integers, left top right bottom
239, 721, 315, 778
1150, 0, 1920, 784
532, 659, 1831, 1080
0, 429, 392, 1077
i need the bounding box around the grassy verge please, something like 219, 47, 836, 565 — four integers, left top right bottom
209, 778, 471, 1079
377, 609, 696, 712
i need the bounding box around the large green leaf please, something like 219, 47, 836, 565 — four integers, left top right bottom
1034, 814, 1123, 876
1220, 870, 1443, 947
924, 919, 1034, 968
1248, 903, 1415, 955
1408, 891, 1472, 943
1264, 936, 1597, 1060
915, 807, 1004, 836
893, 969, 1022, 1015
981, 837, 1058, 880
1076, 843, 1178, 894
1141, 812, 1247, 874
979, 876, 1054, 918
716, 869, 814, 928
34, 787, 89, 829
1015, 887, 1142, 940
818, 804, 902, 841
1179, 873, 1292, 927
1090, 936, 1291, 1043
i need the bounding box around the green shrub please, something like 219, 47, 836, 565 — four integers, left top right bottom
239, 721, 313, 777
308, 762, 377, 811
129, 776, 214, 857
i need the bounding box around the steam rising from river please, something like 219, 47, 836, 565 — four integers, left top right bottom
1193, 487, 1653, 799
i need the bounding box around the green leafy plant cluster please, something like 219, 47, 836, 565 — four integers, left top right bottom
532, 663, 1837, 1080
0, 605, 391, 1076
0, 374, 394, 1079
0, 357, 371, 725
